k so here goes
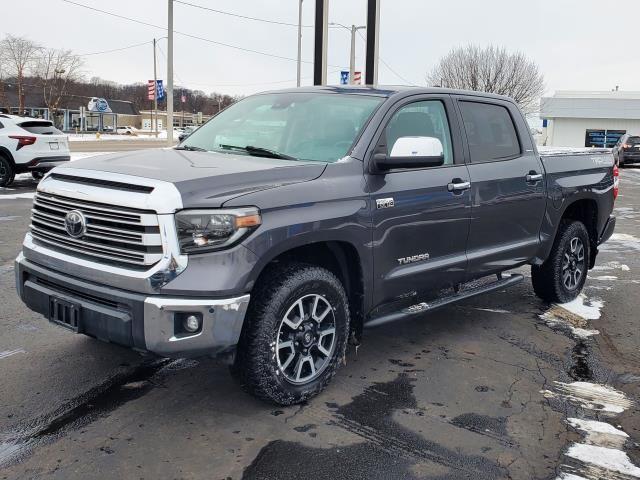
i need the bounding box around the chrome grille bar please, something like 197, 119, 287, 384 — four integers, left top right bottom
30, 192, 163, 268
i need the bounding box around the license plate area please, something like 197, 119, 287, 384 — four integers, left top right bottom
49, 142, 59, 150
49, 297, 81, 332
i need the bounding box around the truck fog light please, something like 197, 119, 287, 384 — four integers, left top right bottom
183, 314, 201, 333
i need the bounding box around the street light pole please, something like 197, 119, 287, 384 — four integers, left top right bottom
297, 0, 303, 87
167, 0, 174, 145
153, 38, 158, 136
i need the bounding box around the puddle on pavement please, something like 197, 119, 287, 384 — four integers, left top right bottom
0, 358, 188, 467
245, 374, 505, 479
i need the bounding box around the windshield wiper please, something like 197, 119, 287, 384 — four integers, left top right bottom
175, 145, 207, 152
218, 144, 297, 160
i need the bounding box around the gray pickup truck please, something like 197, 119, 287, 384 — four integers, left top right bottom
15, 86, 617, 405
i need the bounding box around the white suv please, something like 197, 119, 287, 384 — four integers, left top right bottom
0, 114, 70, 187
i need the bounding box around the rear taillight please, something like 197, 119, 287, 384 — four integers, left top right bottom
9, 135, 37, 150
613, 164, 619, 201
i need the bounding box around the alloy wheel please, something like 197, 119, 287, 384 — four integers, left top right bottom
562, 236, 585, 290
276, 294, 336, 384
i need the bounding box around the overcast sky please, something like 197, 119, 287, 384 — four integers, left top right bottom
2, 0, 638, 103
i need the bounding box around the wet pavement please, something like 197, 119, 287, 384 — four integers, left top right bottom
1, 168, 640, 479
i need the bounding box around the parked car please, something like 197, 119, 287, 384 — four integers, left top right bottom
0, 114, 70, 187
116, 126, 138, 135
613, 133, 640, 166
15, 87, 617, 405
178, 125, 197, 142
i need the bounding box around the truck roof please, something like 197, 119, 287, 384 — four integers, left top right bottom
260, 85, 517, 103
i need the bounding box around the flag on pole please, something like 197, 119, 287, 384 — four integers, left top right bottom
147, 80, 156, 100
353, 71, 362, 85
155, 80, 165, 100
340, 71, 349, 85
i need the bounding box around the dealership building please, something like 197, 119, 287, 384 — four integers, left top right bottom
540, 91, 640, 148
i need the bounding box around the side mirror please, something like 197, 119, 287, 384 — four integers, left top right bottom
374, 136, 445, 170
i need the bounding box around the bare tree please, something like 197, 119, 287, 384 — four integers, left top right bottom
36, 48, 83, 126
0, 35, 41, 113
427, 45, 545, 113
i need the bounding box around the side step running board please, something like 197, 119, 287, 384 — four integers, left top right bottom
365, 273, 524, 328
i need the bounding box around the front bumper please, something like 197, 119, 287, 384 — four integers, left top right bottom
15, 254, 250, 358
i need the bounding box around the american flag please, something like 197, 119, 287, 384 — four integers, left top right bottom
147, 80, 156, 101
353, 71, 362, 85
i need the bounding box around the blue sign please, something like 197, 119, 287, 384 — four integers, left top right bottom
340, 71, 349, 85
156, 80, 165, 100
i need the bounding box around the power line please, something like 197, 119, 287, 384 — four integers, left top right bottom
78, 40, 152, 56
61, 0, 348, 69
174, 0, 308, 28
355, 30, 415, 86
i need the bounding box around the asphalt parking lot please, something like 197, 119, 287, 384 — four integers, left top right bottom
1, 169, 639, 480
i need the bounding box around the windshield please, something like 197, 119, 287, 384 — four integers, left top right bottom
180, 92, 384, 162
627, 136, 640, 145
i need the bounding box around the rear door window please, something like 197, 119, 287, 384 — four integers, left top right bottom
459, 101, 521, 161
18, 121, 63, 135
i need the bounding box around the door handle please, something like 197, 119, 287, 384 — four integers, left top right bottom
526, 172, 543, 182
447, 180, 471, 192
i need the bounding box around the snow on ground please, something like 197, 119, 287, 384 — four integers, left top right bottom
539, 294, 603, 339
542, 381, 632, 415
565, 444, 640, 478
68, 131, 168, 141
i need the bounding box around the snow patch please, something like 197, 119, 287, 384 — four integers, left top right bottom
568, 418, 629, 449
542, 381, 632, 415
0, 192, 35, 200
539, 295, 603, 338
565, 444, 640, 477
605, 233, 640, 252
474, 308, 511, 314
588, 275, 618, 281
592, 261, 630, 272
0, 349, 26, 360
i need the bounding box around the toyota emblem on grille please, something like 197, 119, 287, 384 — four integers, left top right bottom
64, 210, 87, 238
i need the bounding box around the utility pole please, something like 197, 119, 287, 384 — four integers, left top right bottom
153, 38, 158, 136
167, 0, 174, 145
296, 0, 303, 87
330, 22, 365, 85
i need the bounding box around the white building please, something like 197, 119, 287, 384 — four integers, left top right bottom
540, 91, 640, 148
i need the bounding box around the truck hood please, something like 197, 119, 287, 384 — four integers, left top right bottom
59, 149, 327, 208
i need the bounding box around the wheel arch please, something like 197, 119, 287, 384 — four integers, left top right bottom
0, 146, 15, 165
249, 239, 366, 344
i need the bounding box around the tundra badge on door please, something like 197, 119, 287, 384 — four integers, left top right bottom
397, 253, 430, 265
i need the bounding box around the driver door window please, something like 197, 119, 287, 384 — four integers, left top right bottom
385, 100, 454, 165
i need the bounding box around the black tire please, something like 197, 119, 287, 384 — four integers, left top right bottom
231, 262, 350, 405
532, 220, 590, 303
0, 155, 15, 188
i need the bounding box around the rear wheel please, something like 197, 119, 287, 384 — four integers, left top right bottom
0, 155, 15, 188
532, 220, 590, 303
232, 262, 350, 405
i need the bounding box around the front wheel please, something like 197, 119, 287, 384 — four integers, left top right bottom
532, 220, 590, 303
232, 262, 350, 405
0, 156, 15, 188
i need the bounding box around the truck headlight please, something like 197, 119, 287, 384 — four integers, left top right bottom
175, 208, 261, 253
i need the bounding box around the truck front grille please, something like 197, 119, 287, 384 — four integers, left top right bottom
30, 192, 163, 269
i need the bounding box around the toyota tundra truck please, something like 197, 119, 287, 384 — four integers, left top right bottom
15, 86, 618, 405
